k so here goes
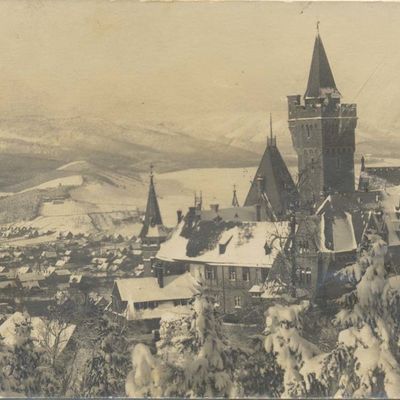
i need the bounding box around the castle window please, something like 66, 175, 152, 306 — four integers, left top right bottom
229, 266, 237, 281
336, 156, 341, 169
205, 266, 215, 280
306, 125, 311, 139
234, 296, 242, 308
311, 158, 315, 171
306, 269, 312, 285
242, 267, 250, 282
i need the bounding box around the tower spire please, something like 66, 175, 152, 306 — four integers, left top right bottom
304, 30, 340, 99
267, 113, 276, 147
140, 164, 164, 238
232, 184, 240, 207
270, 113, 273, 141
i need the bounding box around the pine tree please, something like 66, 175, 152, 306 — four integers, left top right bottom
234, 335, 284, 397
80, 314, 130, 396
126, 295, 236, 397
263, 300, 320, 397
299, 235, 400, 398
4, 314, 43, 396
125, 343, 165, 397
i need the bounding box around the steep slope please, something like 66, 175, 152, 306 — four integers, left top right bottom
0, 116, 259, 186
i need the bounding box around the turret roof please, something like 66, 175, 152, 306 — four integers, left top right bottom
304, 34, 340, 99
140, 166, 164, 238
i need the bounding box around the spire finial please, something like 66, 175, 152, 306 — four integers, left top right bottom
267, 113, 276, 147
150, 163, 154, 183
270, 113, 273, 141
316, 20, 320, 35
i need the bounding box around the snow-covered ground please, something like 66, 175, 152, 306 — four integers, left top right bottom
1, 154, 399, 239
21, 174, 83, 192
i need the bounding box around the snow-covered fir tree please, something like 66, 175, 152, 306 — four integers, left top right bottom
263, 234, 400, 398
126, 295, 237, 397
3, 314, 44, 396
80, 314, 131, 396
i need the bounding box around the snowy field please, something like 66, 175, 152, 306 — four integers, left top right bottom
1, 155, 399, 238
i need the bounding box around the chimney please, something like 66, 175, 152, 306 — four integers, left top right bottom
156, 266, 164, 288
187, 206, 196, 227
177, 209, 183, 224
210, 204, 219, 213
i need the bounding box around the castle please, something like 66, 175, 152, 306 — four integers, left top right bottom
113, 29, 400, 318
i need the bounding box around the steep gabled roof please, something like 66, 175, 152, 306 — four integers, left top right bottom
140, 167, 164, 238
304, 34, 340, 99
157, 220, 289, 268
244, 139, 298, 220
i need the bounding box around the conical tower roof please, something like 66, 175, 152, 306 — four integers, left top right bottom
304, 33, 340, 99
140, 165, 164, 238
244, 118, 298, 219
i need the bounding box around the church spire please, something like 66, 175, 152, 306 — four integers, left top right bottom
267, 113, 276, 147
140, 164, 163, 238
304, 27, 340, 99
232, 185, 240, 207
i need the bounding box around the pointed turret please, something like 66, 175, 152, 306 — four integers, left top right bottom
232, 185, 240, 207
140, 165, 165, 239
304, 29, 340, 99
244, 115, 299, 220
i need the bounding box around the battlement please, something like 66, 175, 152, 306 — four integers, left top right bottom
287, 95, 357, 120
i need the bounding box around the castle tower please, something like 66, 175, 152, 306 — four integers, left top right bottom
287, 30, 357, 205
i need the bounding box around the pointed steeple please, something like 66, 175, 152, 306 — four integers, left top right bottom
232, 185, 240, 207
304, 27, 340, 99
267, 113, 276, 147
140, 164, 164, 238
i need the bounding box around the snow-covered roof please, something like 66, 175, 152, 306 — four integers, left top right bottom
114, 272, 199, 303
54, 269, 71, 276
69, 274, 82, 284
200, 206, 258, 222
319, 211, 357, 253
249, 285, 264, 294
146, 224, 168, 239
17, 272, 46, 282
124, 303, 193, 321
0, 280, 16, 289
157, 221, 289, 268
55, 259, 66, 267
17, 266, 31, 275
0, 312, 76, 355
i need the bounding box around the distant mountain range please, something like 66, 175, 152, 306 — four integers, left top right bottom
0, 115, 260, 189
0, 110, 398, 191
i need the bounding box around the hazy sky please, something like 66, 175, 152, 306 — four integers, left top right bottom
0, 1, 400, 129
